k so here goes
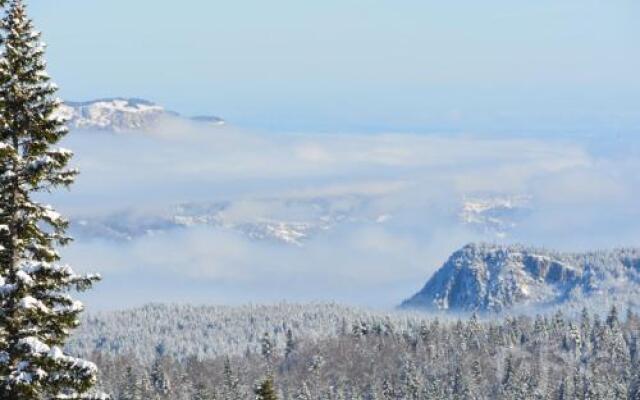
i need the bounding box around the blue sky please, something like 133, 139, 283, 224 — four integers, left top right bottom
31, 0, 639, 132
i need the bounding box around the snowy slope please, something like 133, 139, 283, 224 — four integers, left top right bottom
401, 243, 640, 313
56, 98, 224, 132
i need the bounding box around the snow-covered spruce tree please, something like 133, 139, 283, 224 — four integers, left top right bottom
0, 0, 102, 399
253, 376, 277, 400
630, 369, 640, 400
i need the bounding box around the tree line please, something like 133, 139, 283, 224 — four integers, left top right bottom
92, 306, 640, 400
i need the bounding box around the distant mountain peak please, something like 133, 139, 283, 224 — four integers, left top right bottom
401, 243, 640, 313
56, 98, 224, 132
65, 97, 160, 108
459, 195, 532, 238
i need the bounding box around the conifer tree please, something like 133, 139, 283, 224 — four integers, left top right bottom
254, 376, 278, 400
500, 354, 526, 400
119, 366, 141, 400
192, 381, 216, 400
150, 358, 170, 398
261, 332, 274, 367
363, 384, 378, 400
580, 308, 591, 342
399, 358, 420, 400
0, 0, 102, 399
380, 378, 393, 400
295, 382, 312, 400
451, 364, 472, 400
557, 376, 572, 400
630, 368, 640, 400
284, 329, 295, 360
222, 358, 241, 400
607, 305, 620, 330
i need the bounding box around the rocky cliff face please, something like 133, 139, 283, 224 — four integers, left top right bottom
401, 243, 640, 313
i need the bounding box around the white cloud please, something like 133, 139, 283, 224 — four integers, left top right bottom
54, 123, 640, 309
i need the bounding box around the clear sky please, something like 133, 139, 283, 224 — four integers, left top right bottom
31, 0, 639, 132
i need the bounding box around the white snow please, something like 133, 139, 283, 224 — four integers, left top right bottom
53, 98, 166, 132
18, 336, 50, 354
54, 300, 84, 314
15, 270, 34, 286
41, 206, 62, 222
0, 276, 16, 295
19, 296, 48, 312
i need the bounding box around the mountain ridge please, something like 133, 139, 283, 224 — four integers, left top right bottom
56, 97, 224, 132
401, 242, 640, 313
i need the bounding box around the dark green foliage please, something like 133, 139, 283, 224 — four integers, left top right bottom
254, 376, 278, 400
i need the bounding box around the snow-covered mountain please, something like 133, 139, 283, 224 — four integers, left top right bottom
71, 194, 537, 246
401, 243, 640, 313
459, 195, 531, 238
56, 98, 224, 132
71, 197, 383, 246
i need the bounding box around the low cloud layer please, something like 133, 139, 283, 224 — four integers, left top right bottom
51, 122, 640, 310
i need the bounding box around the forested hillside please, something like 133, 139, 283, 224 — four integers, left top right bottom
68, 303, 428, 363
87, 306, 640, 399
